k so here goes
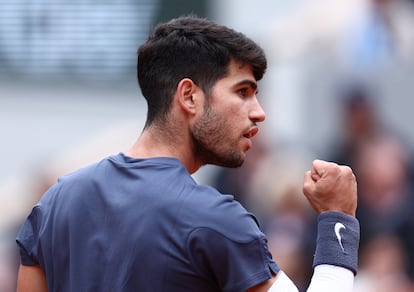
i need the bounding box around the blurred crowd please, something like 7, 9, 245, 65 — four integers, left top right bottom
2, 0, 414, 291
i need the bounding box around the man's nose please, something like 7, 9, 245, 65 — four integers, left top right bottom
249, 98, 266, 123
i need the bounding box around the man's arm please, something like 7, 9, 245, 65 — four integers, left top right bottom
246, 272, 297, 292
246, 159, 359, 292
17, 264, 48, 292
246, 271, 299, 292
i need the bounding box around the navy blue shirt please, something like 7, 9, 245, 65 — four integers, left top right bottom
17, 154, 279, 291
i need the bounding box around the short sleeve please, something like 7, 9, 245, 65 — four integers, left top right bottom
16, 206, 43, 266
187, 227, 279, 292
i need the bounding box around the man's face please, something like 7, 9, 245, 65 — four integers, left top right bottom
191, 61, 266, 168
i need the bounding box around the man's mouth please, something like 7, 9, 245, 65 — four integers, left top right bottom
243, 127, 259, 139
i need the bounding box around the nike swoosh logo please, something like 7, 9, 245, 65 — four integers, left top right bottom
334, 222, 346, 252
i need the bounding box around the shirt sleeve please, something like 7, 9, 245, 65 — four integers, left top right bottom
186, 226, 279, 292
16, 206, 43, 266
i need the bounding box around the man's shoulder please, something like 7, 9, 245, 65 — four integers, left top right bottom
182, 185, 263, 241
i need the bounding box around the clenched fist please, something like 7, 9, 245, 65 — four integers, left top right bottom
303, 160, 357, 217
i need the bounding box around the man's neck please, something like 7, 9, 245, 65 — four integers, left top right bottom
125, 127, 202, 174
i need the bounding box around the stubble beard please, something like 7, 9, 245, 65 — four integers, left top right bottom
191, 106, 245, 168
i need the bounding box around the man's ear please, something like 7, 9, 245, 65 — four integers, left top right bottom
176, 78, 200, 114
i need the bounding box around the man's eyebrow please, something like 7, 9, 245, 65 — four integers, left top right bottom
233, 79, 258, 90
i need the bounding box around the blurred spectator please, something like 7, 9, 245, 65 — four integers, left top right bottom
324, 81, 414, 285
266, 0, 414, 72
326, 84, 383, 167
354, 234, 414, 291
338, 0, 414, 76
354, 133, 414, 280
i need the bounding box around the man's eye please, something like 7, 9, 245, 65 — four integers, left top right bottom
237, 88, 249, 97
